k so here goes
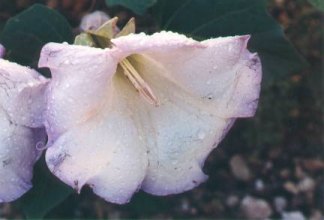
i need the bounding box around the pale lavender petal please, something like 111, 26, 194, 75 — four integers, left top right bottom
0, 59, 48, 128
123, 55, 234, 195
112, 32, 262, 118
0, 59, 47, 202
110, 32, 262, 195
39, 43, 118, 142
40, 44, 147, 204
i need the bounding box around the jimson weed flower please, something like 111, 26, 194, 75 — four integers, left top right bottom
38, 18, 262, 204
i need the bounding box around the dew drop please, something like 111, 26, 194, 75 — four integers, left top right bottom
228, 45, 233, 52
36, 141, 47, 151
197, 130, 206, 140
27, 81, 34, 87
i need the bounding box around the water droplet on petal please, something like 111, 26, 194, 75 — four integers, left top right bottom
228, 45, 233, 52
36, 141, 47, 151
27, 81, 34, 87
197, 130, 206, 140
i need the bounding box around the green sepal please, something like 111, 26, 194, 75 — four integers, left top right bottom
116, 17, 136, 38
95, 17, 119, 39
73, 17, 136, 49
74, 33, 95, 47
86, 31, 113, 48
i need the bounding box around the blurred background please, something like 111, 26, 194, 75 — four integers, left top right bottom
0, 0, 323, 219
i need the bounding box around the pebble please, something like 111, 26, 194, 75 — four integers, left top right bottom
273, 196, 287, 213
230, 155, 251, 181
240, 196, 272, 219
225, 195, 239, 207
284, 181, 299, 194
280, 168, 291, 179
295, 165, 306, 179
255, 179, 265, 191
180, 199, 190, 212
297, 177, 315, 192
310, 210, 323, 220
282, 211, 306, 220
302, 159, 324, 171
265, 161, 273, 170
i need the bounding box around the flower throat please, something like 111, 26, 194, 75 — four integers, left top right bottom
119, 58, 160, 106
74, 17, 160, 106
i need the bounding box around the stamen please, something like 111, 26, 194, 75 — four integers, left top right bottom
120, 58, 160, 106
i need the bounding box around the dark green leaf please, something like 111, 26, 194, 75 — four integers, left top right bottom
17, 155, 73, 219
308, 0, 324, 11
105, 0, 157, 15
0, 4, 73, 67
153, 0, 307, 84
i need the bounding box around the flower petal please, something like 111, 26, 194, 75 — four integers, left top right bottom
0, 59, 48, 127
127, 55, 235, 195
45, 75, 147, 204
112, 32, 262, 118
0, 59, 47, 202
39, 43, 118, 142
41, 44, 147, 204
110, 32, 261, 194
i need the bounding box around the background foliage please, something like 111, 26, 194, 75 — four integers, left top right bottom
0, 0, 322, 219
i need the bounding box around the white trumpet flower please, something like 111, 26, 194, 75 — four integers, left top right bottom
39, 30, 262, 204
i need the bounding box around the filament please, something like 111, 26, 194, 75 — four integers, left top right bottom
120, 58, 160, 106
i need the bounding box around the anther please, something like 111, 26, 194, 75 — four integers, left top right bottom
120, 58, 160, 106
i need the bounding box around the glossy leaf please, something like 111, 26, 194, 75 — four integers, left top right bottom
17, 155, 73, 219
105, 0, 157, 15
308, 0, 324, 11
0, 4, 73, 67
